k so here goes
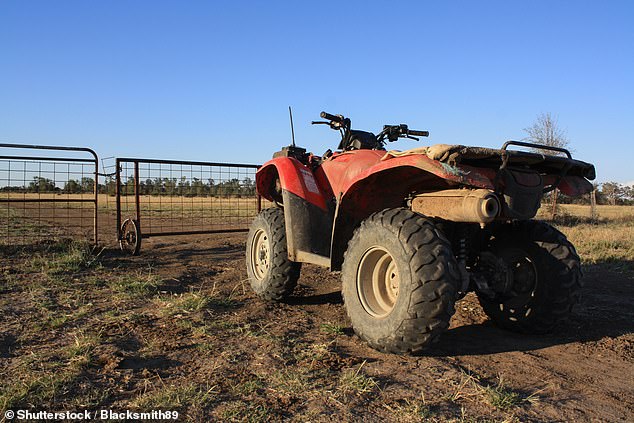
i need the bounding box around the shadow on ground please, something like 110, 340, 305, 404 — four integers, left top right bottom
283, 260, 634, 357
99, 242, 634, 357
428, 261, 634, 356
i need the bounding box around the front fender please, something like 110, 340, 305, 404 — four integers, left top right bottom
256, 157, 332, 267
256, 157, 327, 211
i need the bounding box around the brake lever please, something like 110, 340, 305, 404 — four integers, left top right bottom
404, 135, 420, 141
311, 121, 330, 125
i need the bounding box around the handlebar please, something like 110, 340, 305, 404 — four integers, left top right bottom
320, 111, 343, 123
378, 124, 430, 142
312, 111, 429, 151
408, 129, 429, 137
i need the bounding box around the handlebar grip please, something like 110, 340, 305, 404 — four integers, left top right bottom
408, 130, 429, 137
320, 111, 343, 123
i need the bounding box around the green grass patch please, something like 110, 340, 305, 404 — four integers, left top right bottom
111, 270, 161, 297
27, 241, 101, 275
220, 401, 269, 422
338, 361, 378, 399
320, 322, 345, 336
129, 382, 217, 410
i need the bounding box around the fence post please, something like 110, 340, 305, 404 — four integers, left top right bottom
134, 161, 141, 228
590, 189, 597, 221
93, 155, 99, 246
550, 190, 559, 221
115, 159, 121, 240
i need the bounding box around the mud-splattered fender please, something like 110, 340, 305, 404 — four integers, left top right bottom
328, 156, 497, 270
256, 158, 332, 266
256, 157, 327, 211
338, 154, 497, 196
544, 175, 594, 196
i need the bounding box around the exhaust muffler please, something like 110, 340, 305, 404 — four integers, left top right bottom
411, 189, 500, 223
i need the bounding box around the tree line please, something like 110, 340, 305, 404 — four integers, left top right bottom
594, 182, 634, 206
0, 176, 257, 197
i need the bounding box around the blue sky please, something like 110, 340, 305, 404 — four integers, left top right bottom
1, 1, 633, 184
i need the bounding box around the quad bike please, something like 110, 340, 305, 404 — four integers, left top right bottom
246, 111, 596, 354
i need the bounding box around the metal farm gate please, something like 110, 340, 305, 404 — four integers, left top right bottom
0, 143, 99, 247
113, 157, 262, 254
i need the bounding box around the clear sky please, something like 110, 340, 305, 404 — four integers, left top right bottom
1, 1, 633, 184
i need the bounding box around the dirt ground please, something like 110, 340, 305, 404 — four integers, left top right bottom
1, 226, 632, 422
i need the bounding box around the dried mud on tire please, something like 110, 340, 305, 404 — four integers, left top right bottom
1, 232, 632, 422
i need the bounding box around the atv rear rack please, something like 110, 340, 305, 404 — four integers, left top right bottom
409, 141, 595, 181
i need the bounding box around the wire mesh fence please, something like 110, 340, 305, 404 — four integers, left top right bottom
0, 143, 98, 247
0, 144, 266, 252
113, 158, 263, 252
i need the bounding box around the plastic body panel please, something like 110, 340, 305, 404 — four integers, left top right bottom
256, 149, 595, 270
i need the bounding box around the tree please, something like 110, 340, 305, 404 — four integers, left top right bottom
601, 182, 627, 205
63, 179, 81, 193
242, 177, 256, 196
524, 113, 571, 219
523, 112, 570, 154
80, 177, 94, 193
28, 177, 56, 193
191, 178, 205, 196
626, 185, 634, 203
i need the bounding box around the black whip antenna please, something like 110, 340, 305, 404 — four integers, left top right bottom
288, 106, 296, 147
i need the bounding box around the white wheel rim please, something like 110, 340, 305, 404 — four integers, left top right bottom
250, 228, 270, 280
357, 246, 400, 318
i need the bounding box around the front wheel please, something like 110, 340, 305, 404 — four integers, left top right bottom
246, 208, 301, 301
342, 209, 459, 354
477, 220, 582, 333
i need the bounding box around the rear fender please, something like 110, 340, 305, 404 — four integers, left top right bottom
256, 158, 332, 267
543, 175, 594, 196
336, 154, 498, 195
328, 157, 499, 270
329, 164, 478, 270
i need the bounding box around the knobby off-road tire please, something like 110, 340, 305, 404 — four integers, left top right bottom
477, 220, 582, 333
342, 208, 459, 354
246, 207, 301, 301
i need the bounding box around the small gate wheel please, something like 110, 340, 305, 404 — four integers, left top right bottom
119, 218, 141, 255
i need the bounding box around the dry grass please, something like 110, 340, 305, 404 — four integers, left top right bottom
558, 204, 634, 220
565, 223, 634, 264
1, 193, 270, 209
539, 205, 634, 268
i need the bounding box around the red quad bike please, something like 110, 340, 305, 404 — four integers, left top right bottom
246, 111, 596, 354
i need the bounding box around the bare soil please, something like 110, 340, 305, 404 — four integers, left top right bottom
2, 229, 632, 422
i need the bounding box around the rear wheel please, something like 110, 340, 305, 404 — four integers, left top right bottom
342, 208, 459, 354
246, 208, 301, 301
476, 220, 582, 333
